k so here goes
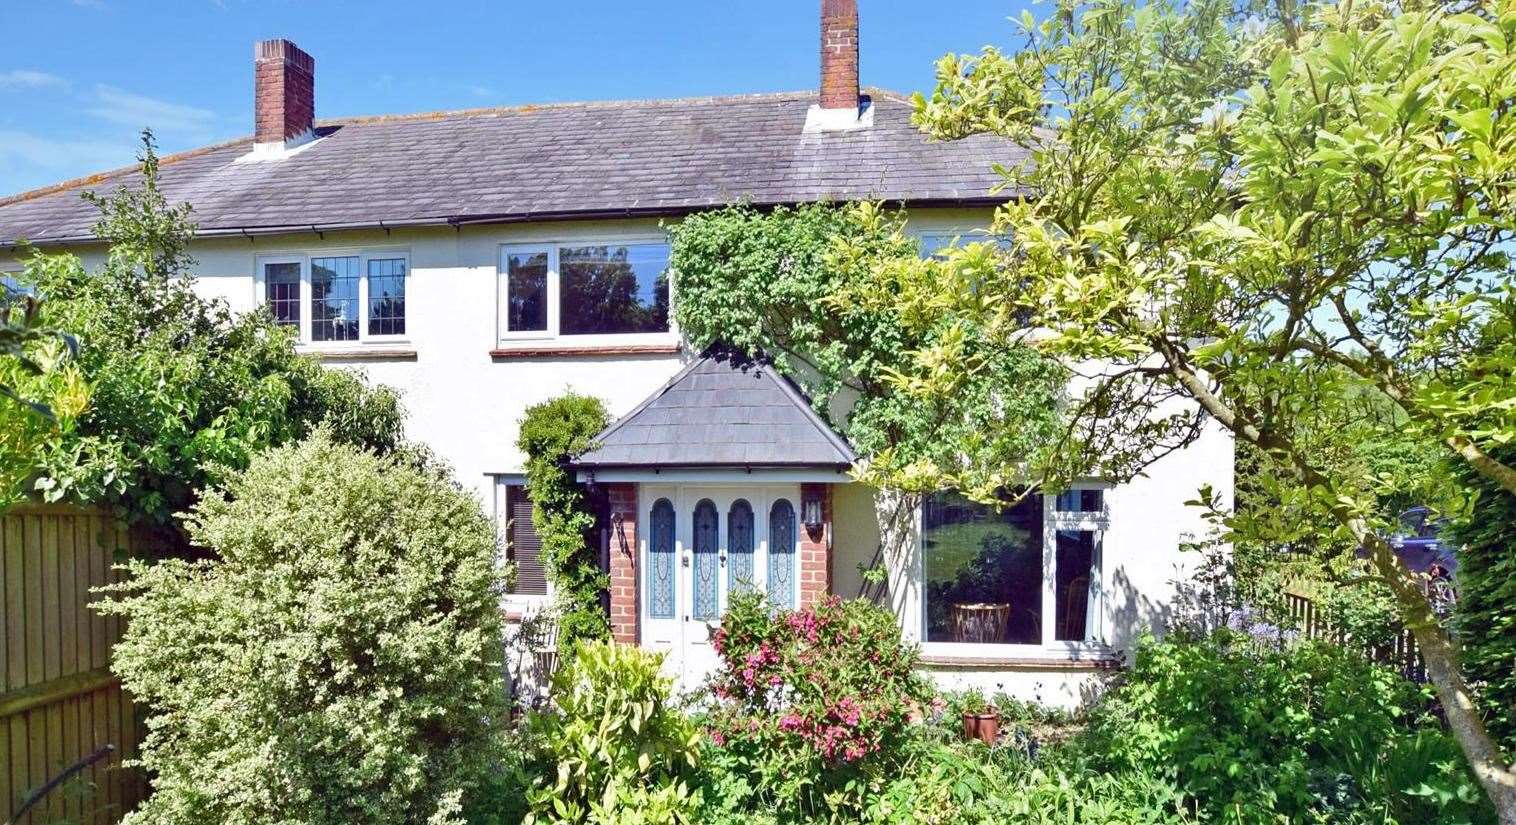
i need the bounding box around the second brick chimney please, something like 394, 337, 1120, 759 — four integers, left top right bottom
807, 0, 871, 132
820, 0, 860, 112
254, 39, 315, 149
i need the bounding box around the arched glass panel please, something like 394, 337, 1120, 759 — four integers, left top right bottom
727, 499, 755, 594
692, 499, 721, 620
648, 499, 676, 619
768, 499, 797, 610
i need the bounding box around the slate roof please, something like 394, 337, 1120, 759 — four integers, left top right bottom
573, 352, 857, 469
0, 89, 1030, 246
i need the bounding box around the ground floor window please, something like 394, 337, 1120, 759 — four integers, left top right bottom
923, 488, 1106, 646
504, 484, 547, 595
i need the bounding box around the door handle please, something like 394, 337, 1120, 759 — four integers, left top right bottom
681, 556, 690, 567
720, 554, 727, 567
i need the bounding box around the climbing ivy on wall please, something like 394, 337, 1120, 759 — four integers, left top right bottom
668, 201, 1067, 501
517, 392, 611, 652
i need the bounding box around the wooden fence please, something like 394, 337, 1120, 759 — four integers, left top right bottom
1284, 591, 1428, 684
1, 504, 145, 824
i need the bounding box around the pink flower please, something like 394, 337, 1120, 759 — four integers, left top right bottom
710, 729, 726, 747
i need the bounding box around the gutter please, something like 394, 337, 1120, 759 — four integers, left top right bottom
1, 195, 1017, 250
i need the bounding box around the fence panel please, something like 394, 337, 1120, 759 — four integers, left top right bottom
1283, 591, 1427, 684
0, 505, 145, 824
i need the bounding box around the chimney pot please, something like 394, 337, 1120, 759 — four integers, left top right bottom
819, 0, 860, 112
254, 39, 315, 148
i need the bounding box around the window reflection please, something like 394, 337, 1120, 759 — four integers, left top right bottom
559, 244, 670, 335
923, 493, 1043, 644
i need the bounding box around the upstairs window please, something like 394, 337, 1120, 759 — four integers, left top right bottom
257, 251, 408, 345
499, 241, 671, 343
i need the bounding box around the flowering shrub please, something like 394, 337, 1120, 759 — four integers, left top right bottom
701, 591, 933, 819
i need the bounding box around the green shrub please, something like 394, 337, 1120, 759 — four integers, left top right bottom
701, 592, 934, 820
521, 641, 702, 824
1445, 442, 1516, 758
19, 134, 404, 527
1084, 632, 1493, 824
516, 393, 610, 652
98, 432, 506, 824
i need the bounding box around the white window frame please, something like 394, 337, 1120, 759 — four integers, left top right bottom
497, 237, 677, 348
916, 482, 1113, 660
254, 248, 411, 347
916, 228, 1017, 262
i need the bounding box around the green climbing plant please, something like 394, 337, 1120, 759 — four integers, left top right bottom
517, 392, 612, 652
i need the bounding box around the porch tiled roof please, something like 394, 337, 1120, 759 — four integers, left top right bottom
573, 352, 856, 469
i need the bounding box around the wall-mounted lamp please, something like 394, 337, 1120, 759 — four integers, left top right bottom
801, 491, 824, 533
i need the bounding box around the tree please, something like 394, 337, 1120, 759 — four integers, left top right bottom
17, 131, 405, 527
0, 292, 87, 507
98, 432, 507, 824
856, 0, 1516, 815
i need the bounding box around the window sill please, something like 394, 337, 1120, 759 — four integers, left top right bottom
490, 343, 682, 360
299, 346, 418, 362
919, 647, 1123, 670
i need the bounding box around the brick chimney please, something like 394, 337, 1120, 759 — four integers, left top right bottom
819, 0, 860, 112
807, 0, 871, 132
254, 39, 315, 148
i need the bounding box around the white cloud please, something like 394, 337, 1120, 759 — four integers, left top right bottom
0, 70, 69, 91
0, 128, 134, 175
86, 85, 217, 137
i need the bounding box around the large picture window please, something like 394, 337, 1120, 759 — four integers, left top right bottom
499, 242, 671, 342
923, 487, 1107, 647
257, 250, 408, 345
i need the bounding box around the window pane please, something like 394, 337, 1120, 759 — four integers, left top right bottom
506, 251, 548, 332
558, 243, 670, 335
692, 499, 720, 620
311, 256, 360, 341
1055, 530, 1099, 642
924, 493, 1043, 644
1055, 489, 1103, 513
264, 262, 301, 328
649, 499, 676, 619
367, 258, 406, 336
728, 500, 756, 594
768, 499, 796, 610
506, 485, 547, 596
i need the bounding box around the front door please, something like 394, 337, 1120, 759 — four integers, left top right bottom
640, 484, 801, 690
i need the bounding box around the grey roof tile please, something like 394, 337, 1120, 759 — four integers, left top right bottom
0, 89, 1030, 245
573, 352, 856, 469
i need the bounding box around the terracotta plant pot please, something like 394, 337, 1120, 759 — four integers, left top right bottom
961, 711, 1000, 745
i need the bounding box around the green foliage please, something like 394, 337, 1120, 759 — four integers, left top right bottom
15, 132, 404, 527
516, 392, 611, 652
701, 592, 934, 820
97, 432, 507, 825
0, 290, 88, 507
888, 0, 1516, 802
1447, 443, 1516, 758
521, 642, 702, 825
1084, 632, 1492, 824
668, 202, 1066, 499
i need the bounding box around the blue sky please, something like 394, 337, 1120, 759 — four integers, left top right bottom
0, 0, 1034, 198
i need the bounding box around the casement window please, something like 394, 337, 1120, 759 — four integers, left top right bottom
498, 241, 672, 344
918, 231, 1013, 260
921, 486, 1108, 648
503, 484, 548, 596
255, 250, 409, 344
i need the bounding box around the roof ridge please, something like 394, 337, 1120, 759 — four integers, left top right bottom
319, 89, 833, 127
0, 134, 254, 211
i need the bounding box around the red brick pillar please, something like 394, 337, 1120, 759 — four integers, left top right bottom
606, 483, 639, 645
798, 483, 833, 608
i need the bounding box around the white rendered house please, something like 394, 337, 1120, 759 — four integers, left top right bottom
0, 3, 1233, 707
